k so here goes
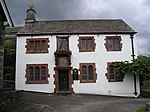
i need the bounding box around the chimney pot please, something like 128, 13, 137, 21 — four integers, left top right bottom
25, 5, 36, 24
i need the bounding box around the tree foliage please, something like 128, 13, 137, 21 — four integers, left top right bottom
114, 55, 150, 85
4, 39, 16, 80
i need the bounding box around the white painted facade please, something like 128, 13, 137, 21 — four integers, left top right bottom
16, 34, 140, 97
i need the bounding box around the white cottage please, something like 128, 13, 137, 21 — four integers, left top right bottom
16, 6, 140, 97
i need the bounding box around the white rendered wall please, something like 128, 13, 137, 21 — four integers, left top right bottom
16, 34, 140, 97
70, 34, 140, 97
16, 35, 56, 93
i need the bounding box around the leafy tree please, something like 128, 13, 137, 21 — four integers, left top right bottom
114, 55, 150, 87
4, 39, 16, 80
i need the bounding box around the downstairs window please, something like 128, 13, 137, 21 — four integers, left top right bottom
26, 64, 49, 84
106, 62, 124, 82
79, 63, 97, 83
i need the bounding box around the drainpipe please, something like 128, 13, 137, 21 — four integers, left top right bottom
0, 14, 4, 89
130, 34, 138, 96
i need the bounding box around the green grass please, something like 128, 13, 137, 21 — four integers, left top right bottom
136, 108, 147, 112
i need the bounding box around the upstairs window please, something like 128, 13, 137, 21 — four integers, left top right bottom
26, 64, 49, 84
78, 37, 96, 52
26, 38, 49, 53
105, 62, 124, 82
57, 36, 69, 51
105, 36, 122, 51
79, 63, 97, 83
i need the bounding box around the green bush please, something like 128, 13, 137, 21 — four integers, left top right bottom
140, 89, 150, 98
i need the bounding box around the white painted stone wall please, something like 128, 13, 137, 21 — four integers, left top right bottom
16, 34, 140, 97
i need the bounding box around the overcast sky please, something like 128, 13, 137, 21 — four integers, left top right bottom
5, 0, 150, 55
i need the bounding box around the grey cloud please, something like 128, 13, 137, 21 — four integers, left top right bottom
6, 0, 86, 24
5, 0, 150, 55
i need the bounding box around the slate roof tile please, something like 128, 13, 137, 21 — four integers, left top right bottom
17, 19, 136, 35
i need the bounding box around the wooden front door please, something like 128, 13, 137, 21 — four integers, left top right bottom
58, 70, 69, 91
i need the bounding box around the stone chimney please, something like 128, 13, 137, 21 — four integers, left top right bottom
25, 5, 36, 24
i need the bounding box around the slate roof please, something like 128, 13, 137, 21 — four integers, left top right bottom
6, 26, 22, 33
5, 26, 22, 39
17, 19, 136, 35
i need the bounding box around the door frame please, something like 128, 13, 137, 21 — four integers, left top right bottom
54, 67, 73, 93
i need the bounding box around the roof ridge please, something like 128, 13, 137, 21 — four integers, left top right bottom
36, 19, 123, 22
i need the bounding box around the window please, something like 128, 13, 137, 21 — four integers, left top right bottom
105, 36, 122, 51
57, 36, 69, 51
26, 64, 49, 84
106, 62, 124, 82
78, 37, 96, 52
79, 63, 97, 83
26, 38, 49, 53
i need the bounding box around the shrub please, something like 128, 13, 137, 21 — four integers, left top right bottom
140, 89, 150, 98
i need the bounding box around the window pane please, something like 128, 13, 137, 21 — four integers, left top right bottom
110, 73, 115, 80
107, 39, 113, 49
82, 66, 87, 80
114, 39, 119, 50
87, 39, 93, 50
35, 41, 41, 51
29, 41, 34, 51
58, 38, 68, 50
41, 66, 46, 80
116, 75, 121, 80
88, 65, 93, 80
81, 39, 86, 50
109, 65, 115, 80
41, 40, 46, 51
35, 67, 40, 80
28, 67, 34, 81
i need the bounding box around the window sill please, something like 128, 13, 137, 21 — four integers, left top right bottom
80, 80, 96, 83
79, 50, 95, 52
26, 51, 48, 54
25, 81, 49, 84
108, 80, 123, 82
107, 50, 121, 52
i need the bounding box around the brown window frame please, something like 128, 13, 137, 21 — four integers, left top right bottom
25, 64, 49, 84
26, 38, 49, 53
104, 36, 122, 51
79, 63, 97, 83
78, 36, 96, 52
56, 36, 69, 51
105, 62, 124, 82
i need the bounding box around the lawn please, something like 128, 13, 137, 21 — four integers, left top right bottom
136, 108, 147, 112
136, 89, 150, 112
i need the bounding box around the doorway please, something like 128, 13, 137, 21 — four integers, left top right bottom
58, 70, 69, 91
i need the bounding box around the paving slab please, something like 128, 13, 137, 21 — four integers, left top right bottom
16, 92, 150, 112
